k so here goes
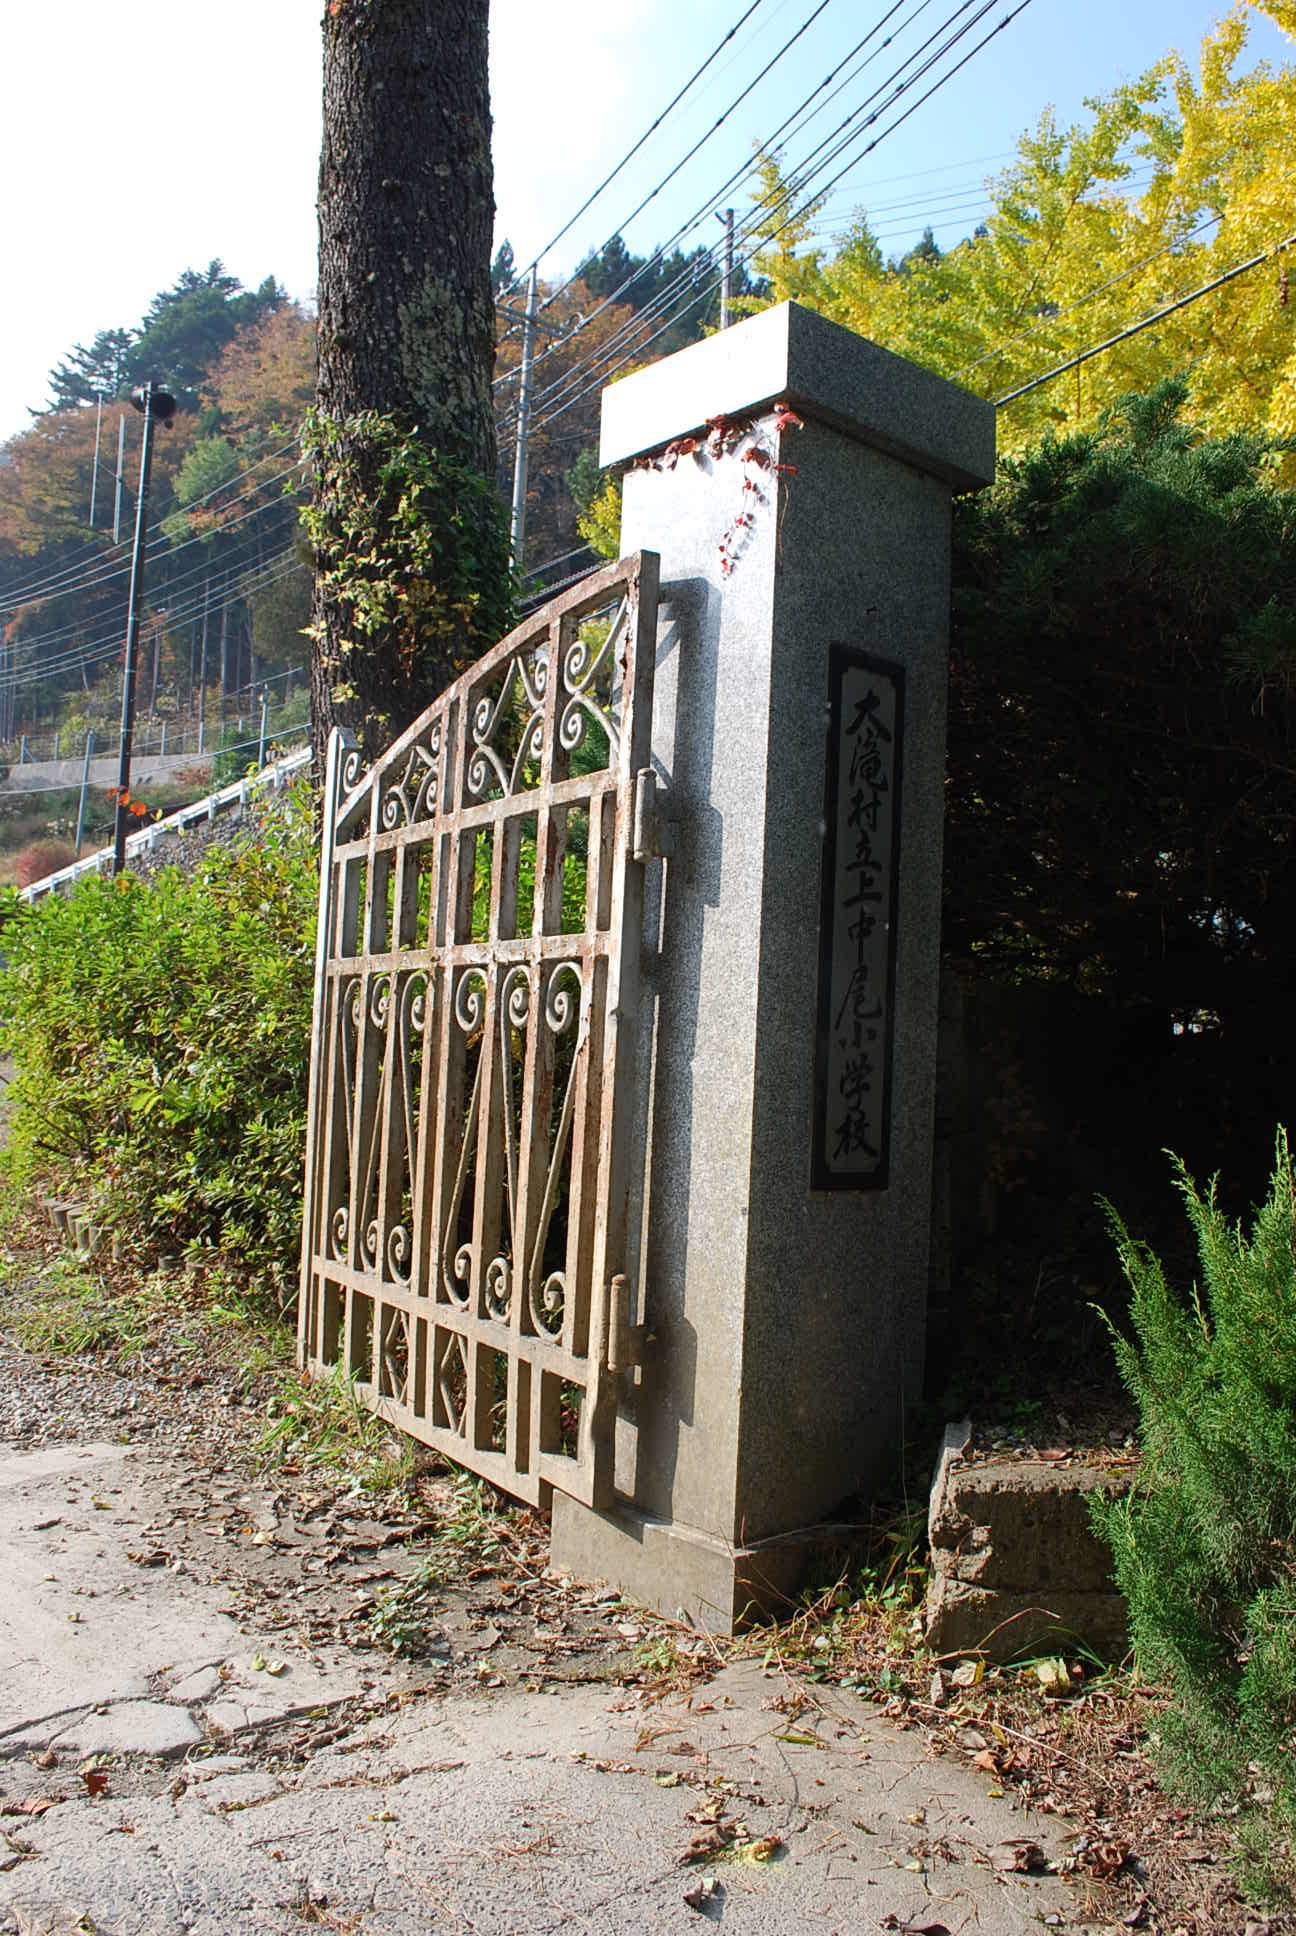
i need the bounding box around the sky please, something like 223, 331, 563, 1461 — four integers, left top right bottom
0, 0, 1289, 445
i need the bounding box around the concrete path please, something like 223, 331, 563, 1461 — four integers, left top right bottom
0, 1442, 1087, 1934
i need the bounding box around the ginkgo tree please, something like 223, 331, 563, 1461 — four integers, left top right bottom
749, 0, 1296, 453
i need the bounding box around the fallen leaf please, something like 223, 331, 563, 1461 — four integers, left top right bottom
683, 1874, 721, 1911
680, 1823, 736, 1864
993, 1840, 1047, 1874
1035, 1657, 1073, 1698
686, 1798, 726, 1826
82, 1770, 109, 1799
732, 1834, 783, 1863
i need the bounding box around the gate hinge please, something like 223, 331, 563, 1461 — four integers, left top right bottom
632, 768, 675, 862
607, 1273, 647, 1374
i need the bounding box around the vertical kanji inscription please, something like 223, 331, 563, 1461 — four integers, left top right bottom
813, 647, 904, 1190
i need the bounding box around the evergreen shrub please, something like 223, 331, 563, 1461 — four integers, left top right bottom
0, 786, 317, 1309
1093, 1133, 1296, 1891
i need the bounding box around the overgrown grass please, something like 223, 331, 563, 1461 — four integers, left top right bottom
0, 1192, 292, 1401
738, 1506, 929, 1690
366, 1470, 510, 1654
2, 1249, 153, 1360
256, 1362, 419, 1492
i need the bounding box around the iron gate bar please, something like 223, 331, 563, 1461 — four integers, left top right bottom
298, 552, 660, 1510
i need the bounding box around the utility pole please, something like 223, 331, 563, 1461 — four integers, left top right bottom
219, 600, 230, 714
257, 685, 269, 770
89, 395, 104, 526
509, 265, 538, 574
718, 208, 735, 330
112, 383, 176, 875
112, 412, 126, 545
197, 576, 210, 753
74, 731, 94, 857
149, 614, 162, 716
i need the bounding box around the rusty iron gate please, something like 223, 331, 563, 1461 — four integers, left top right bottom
297, 553, 660, 1509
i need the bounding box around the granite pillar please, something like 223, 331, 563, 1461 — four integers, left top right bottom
549, 301, 995, 1629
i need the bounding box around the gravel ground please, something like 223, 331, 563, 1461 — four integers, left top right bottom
0, 1209, 1097, 1936
0, 1051, 1289, 1932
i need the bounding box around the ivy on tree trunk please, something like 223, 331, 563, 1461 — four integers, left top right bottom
310, 0, 509, 769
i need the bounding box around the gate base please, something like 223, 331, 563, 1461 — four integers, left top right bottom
550, 1493, 822, 1634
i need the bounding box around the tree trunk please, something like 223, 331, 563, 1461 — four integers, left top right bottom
311, 0, 500, 772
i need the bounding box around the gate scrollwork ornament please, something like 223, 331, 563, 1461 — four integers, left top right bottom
297, 554, 660, 1510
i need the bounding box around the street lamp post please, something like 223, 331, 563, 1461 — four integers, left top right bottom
112, 383, 176, 876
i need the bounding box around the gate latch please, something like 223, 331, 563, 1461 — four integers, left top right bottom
632, 769, 675, 863
607, 1274, 646, 1374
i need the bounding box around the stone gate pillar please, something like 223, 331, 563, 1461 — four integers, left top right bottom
549, 301, 995, 1629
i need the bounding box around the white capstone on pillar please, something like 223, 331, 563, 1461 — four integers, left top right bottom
549, 302, 995, 1629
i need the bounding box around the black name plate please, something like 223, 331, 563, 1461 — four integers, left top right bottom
812, 646, 903, 1190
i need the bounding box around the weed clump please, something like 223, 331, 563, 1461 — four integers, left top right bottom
1093, 1131, 1296, 1897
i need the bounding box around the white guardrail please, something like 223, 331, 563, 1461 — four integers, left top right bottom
19, 744, 313, 904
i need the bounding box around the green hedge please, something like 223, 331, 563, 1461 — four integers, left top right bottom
0, 787, 317, 1308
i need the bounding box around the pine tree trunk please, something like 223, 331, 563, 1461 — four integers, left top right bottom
310, 0, 499, 772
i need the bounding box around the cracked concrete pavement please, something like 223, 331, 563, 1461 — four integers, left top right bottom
0, 1438, 1092, 1934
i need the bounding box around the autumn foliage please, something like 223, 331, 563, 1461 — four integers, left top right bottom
750, 2, 1296, 457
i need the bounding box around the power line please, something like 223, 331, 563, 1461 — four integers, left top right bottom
494, 0, 883, 401
761, 0, 1001, 223
0, 428, 300, 608
958, 210, 1225, 378
494, 0, 919, 402
0, 437, 303, 615
2, 480, 305, 660
2, 557, 305, 697
802, 162, 1161, 241
498, 0, 772, 301
995, 224, 1296, 406
510, 245, 725, 435
523, 0, 1032, 439
3, 542, 305, 690
507, 0, 996, 433
544, 0, 841, 313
